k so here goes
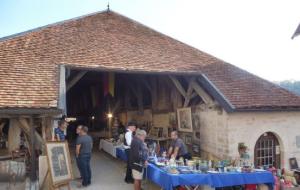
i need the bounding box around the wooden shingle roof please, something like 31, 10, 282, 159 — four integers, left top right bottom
1, 10, 300, 111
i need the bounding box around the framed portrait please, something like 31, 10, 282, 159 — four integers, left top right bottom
177, 107, 193, 132
185, 135, 193, 145
46, 141, 73, 186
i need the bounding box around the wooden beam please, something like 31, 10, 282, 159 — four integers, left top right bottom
59, 65, 67, 115
128, 79, 144, 114
191, 81, 214, 104
0, 120, 5, 137
136, 82, 144, 115
112, 99, 121, 113
124, 88, 131, 109
66, 71, 87, 91
29, 117, 37, 182
8, 118, 21, 152
183, 77, 196, 107
150, 77, 158, 110
17, 118, 44, 151
169, 76, 186, 97
140, 77, 151, 92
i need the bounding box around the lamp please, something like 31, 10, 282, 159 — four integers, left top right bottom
107, 113, 113, 118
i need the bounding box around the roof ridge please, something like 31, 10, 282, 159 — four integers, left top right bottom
0, 9, 109, 43
0, 9, 225, 64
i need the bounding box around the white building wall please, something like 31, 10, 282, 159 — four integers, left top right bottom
227, 111, 300, 168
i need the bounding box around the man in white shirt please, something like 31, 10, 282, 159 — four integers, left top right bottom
124, 121, 136, 184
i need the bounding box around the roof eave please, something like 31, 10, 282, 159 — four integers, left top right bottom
197, 75, 300, 113
0, 107, 62, 117
198, 74, 236, 113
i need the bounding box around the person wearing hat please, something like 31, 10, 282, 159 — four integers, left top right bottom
124, 121, 137, 184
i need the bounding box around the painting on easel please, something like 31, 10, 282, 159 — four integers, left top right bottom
46, 141, 73, 187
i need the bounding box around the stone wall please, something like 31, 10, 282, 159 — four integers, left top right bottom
227, 111, 300, 168
197, 105, 229, 159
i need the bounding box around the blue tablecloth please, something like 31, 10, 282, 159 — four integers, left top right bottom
116, 147, 127, 161
116, 148, 274, 190
146, 163, 211, 190
146, 163, 274, 190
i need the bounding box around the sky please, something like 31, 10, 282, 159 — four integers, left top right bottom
1, 0, 300, 81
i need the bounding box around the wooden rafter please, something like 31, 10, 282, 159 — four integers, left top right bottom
66, 71, 88, 91
183, 77, 196, 107
170, 75, 198, 107
191, 80, 214, 104
169, 76, 186, 97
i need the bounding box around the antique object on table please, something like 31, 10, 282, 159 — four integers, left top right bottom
177, 166, 193, 174
186, 160, 195, 170
199, 160, 209, 173
167, 167, 179, 174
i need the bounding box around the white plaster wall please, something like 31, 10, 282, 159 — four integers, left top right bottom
227, 112, 300, 168
198, 105, 229, 159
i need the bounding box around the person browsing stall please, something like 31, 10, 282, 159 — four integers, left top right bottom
76, 125, 93, 187
124, 121, 137, 184
130, 129, 148, 190
168, 131, 191, 160
54, 119, 68, 141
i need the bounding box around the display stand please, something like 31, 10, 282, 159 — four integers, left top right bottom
51, 183, 71, 190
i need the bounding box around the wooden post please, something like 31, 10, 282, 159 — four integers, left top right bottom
29, 117, 37, 182
128, 80, 144, 114
17, 118, 44, 152
8, 118, 21, 153
136, 82, 144, 115
59, 65, 67, 115
124, 88, 131, 109
150, 76, 158, 111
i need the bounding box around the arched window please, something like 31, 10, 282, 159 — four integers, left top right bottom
254, 132, 281, 168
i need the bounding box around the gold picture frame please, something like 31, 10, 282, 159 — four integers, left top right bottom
177, 107, 193, 132
45, 141, 73, 187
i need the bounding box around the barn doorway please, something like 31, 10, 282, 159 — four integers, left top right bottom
254, 132, 281, 168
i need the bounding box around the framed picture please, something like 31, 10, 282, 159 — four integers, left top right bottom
192, 113, 201, 130
192, 144, 200, 153
185, 135, 192, 145
46, 141, 73, 186
289, 157, 299, 170
177, 107, 193, 132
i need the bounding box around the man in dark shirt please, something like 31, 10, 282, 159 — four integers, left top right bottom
168, 131, 190, 160
129, 129, 148, 190
76, 125, 93, 187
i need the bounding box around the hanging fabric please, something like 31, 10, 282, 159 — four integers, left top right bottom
109, 72, 115, 97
